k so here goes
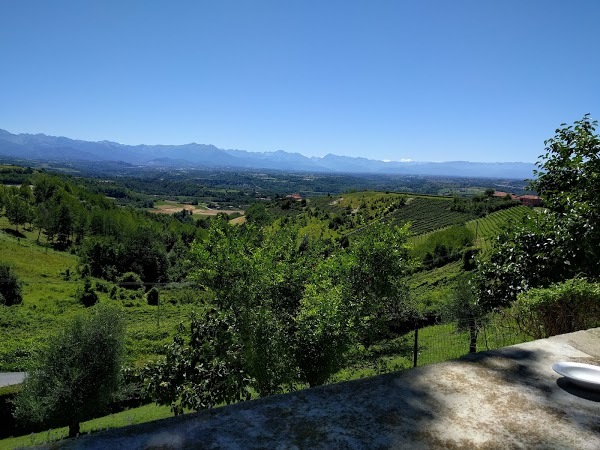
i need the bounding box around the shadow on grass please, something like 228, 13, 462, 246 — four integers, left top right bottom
1, 228, 26, 239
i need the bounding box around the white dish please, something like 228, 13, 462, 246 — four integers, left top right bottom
552, 361, 600, 391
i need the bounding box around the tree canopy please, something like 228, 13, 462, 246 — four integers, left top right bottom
13, 305, 124, 438
475, 115, 600, 308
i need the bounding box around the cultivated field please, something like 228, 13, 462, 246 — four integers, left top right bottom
148, 200, 244, 217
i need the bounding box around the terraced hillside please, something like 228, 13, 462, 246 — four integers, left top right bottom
385, 197, 475, 235
466, 205, 531, 251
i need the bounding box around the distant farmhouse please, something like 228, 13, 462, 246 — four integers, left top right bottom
286, 193, 303, 201
493, 191, 543, 207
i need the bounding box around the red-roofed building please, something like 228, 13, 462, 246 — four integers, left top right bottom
286, 193, 302, 201
519, 195, 543, 207
493, 191, 519, 200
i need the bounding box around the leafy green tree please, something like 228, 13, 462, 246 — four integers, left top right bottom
17, 183, 33, 203
295, 281, 351, 387
443, 275, 483, 353
475, 116, 600, 307
530, 114, 600, 271
120, 226, 168, 283
5, 194, 31, 231
344, 222, 416, 343
244, 307, 292, 396
0, 184, 6, 212
144, 307, 251, 415
79, 236, 121, 280
32, 175, 61, 204
13, 305, 124, 438
0, 262, 23, 306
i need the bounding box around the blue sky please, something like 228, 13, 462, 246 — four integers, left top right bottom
1, 0, 599, 163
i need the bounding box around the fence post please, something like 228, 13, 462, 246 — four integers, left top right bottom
413, 327, 419, 368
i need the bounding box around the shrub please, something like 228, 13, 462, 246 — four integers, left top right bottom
95, 280, 109, 293
0, 262, 23, 306
146, 287, 159, 306
78, 278, 98, 307
512, 278, 600, 339
118, 272, 143, 291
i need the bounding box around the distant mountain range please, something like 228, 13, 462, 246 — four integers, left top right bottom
0, 129, 536, 179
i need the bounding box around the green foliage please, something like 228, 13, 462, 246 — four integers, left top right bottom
78, 277, 99, 307
512, 278, 600, 339
146, 287, 159, 306
295, 282, 352, 387
244, 307, 292, 396
118, 272, 144, 291
143, 307, 251, 415
450, 193, 520, 217
245, 201, 272, 226
0, 262, 23, 306
5, 193, 33, 230
473, 212, 566, 309
531, 114, 600, 215
412, 225, 474, 269
530, 114, 600, 269
13, 305, 125, 437
345, 222, 417, 343
475, 117, 600, 309
442, 275, 485, 353
385, 197, 474, 234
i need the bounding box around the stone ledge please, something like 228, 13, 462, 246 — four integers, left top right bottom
53, 328, 600, 449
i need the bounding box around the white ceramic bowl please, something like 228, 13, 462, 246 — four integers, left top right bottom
552, 361, 600, 391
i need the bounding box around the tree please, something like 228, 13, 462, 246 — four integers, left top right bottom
5, 194, 31, 231
295, 281, 351, 387
344, 222, 416, 343
0, 184, 6, 212
13, 305, 124, 438
0, 262, 23, 306
144, 307, 251, 415
443, 275, 484, 353
529, 114, 600, 272
474, 115, 600, 308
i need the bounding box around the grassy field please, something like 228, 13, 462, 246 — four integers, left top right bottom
0, 403, 172, 450
0, 222, 201, 371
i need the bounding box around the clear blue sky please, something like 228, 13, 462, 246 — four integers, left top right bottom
1, 0, 599, 163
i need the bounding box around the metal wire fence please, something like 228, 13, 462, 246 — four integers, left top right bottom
411, 310, 532, 368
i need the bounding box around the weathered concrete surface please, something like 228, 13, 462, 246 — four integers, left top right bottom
0, 372, 25, 387
55, 329, 600, 449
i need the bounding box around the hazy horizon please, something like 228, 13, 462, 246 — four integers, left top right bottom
0, 127, 538, 165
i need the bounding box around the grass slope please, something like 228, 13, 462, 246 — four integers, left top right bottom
466, 205, 531, 252
385, 197, 475, 235
0, 222, 198, 371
